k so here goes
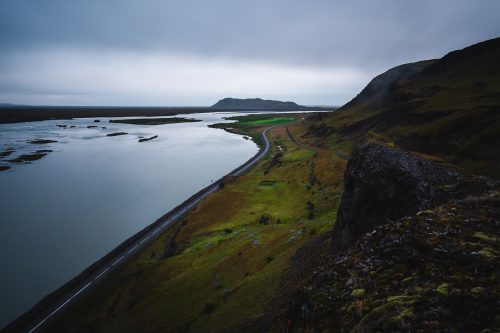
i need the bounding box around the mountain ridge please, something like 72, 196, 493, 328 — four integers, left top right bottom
303, 36, 500, 178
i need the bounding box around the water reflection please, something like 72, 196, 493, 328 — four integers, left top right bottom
0, 112, 258, 326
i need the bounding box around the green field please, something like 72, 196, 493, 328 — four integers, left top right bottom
209, 113, 311, 146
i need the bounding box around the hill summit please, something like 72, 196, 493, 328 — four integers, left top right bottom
305, 36, 500, 178
211, 97, 305, 110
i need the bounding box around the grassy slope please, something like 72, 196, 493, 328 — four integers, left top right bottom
301, 37, 500, 178
210, 113, 308, 146
45, 121, 347, 332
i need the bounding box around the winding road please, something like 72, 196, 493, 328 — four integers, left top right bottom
17, 126, 274, 333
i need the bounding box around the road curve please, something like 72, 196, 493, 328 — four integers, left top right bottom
8, 126, 275, 333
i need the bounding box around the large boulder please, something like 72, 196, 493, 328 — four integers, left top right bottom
332, 142, 464, 252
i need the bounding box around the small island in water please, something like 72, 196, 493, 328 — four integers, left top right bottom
109, 117, 201, 125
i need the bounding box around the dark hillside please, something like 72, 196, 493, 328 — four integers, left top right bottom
302, 37, 500, 178
343, 60, 435, 109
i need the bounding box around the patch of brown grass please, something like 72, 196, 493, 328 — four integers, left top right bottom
177, 190, 246, 241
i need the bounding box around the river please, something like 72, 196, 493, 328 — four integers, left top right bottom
0, 112, 261, 327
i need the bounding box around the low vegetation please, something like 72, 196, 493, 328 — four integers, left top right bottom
45, 118, 348, 332
271, 192, 500, 332
209, 113, 309, 146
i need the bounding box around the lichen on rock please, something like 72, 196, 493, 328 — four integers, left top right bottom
332, 142, 476, 252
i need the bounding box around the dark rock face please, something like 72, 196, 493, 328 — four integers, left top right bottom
332, 142, 464, 251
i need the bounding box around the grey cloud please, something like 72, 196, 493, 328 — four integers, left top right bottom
2, 1, 500, 68
0, 0, 499, 105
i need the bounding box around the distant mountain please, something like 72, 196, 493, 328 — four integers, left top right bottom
0, 103, 21, 107
211, 98, 306, 110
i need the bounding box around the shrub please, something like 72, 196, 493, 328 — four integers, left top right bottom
259, 215, 270, 225
306, 201, 316, 210
202, 302, 217, 315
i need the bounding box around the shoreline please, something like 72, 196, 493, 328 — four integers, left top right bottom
0, 106, 329, 124
3, 126, 273, 333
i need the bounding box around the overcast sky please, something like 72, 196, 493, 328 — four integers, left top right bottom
1, 0, 499, 106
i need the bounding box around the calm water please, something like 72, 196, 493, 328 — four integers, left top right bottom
0, 112, 259, 327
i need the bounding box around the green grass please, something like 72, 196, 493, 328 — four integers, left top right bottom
46, 124, 348, 333
209, 113, 311, 147
282, 149, 315, 162
208, 123, 264, 146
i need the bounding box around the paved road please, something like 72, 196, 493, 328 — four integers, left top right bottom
22, 126, 274, 333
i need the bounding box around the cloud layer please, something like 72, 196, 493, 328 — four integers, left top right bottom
0, 49, 367, 105
1, 0, 499, 106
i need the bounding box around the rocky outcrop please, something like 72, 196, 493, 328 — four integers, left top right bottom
332, 142, 466, 252
245, 142, 498, 332
276, 191, 500, 332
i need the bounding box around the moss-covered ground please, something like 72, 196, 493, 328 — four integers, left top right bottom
274, 191, 500, 332
45, 118, 347, 332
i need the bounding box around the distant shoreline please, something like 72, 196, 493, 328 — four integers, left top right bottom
0, 105, 332, 124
